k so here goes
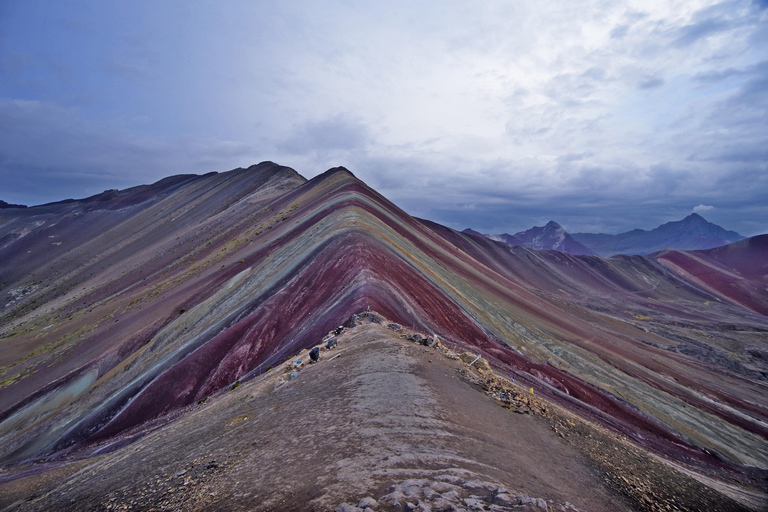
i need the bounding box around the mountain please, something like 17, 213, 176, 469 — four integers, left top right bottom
462, 228, 524, 247
510, 221, 594, 255
656, 234, 768, 316
489, 232, 526, 247
462, 222, 593, 255
572, 213, 744, 257
1, 164, 767, 510
460, 227, 486, 238
0, 200, 27, 209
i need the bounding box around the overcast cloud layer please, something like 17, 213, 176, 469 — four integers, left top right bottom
1, 1, 767, 236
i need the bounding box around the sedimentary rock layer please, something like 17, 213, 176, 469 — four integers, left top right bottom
1, 163, 766, 480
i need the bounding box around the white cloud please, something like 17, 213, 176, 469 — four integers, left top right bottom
693, 204, 715, 213
1, 0, 767, 235
0, 99, 263, 205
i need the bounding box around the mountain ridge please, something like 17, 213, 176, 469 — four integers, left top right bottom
462, 221, 593, 255
510, 220, 594, 255
1, 163, 767, 509
572, 213, 744, 256
466, 213, 745, 257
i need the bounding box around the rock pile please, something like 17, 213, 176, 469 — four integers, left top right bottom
401, 332, 438, 347
336, 473, 582, 512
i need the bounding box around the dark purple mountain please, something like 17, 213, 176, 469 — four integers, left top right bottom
510, 221, 594, 255
464, 222, 593, 255
0, 200, 27, 209
461, 228, 487, 238
572, 213, 744, 257
462, 228, 525, 248
488, 232, 526, 248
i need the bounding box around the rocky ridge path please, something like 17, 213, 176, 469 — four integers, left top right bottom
0, 318, 759, 511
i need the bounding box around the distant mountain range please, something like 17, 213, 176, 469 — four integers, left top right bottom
572, 213, 744, 257
465, 213, 744, 257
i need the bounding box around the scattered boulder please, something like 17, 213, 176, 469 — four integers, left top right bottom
403, 333, 435, 346
358, 496, 378, 508
421, 337, 437, 347
359, 311, 385, 323
474, 358, 491, 372
335, 504, 363, 512
442, 349, 459, 360
403, 333, 422, 343
344, 474, 582, 512
457, 352, 491, 372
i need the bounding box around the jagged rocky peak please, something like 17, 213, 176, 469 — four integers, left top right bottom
462, 221, 592, 255
514, 221, 594, 255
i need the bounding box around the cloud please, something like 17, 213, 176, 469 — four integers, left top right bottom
1, 1, 767, 236
610, 25, 628, 40
693, 67, 747, 84
693, 204, 715, 213
673, 18, 731, 48
277, 116, 370, 156
581, 67, 607, 81
637, 77, 664, 90
0, 99, 261, 205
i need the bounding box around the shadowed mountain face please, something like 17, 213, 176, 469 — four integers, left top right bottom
0, 201, 27, 210
1, 164, 767, 487
462, 223, 593, 255
510, 221, 594, 255
572, 213, 745, 257
485, 232, 525, 248
656, 235, 768, 316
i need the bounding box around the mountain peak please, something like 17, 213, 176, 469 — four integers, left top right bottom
462, 228, 485, 238
242, 161, 304, 181
572, 214, 744, 256
682, 213, 707, 223
489, 221, 595, 255
325, 166, 357, 178
0, 200, 27, 209
306, 166, 360, 187
245, 160, 279, 170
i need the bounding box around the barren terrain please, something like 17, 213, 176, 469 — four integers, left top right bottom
1, 320, 763, 511
1, 164, 767, 510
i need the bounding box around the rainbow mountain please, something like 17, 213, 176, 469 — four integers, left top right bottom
1, 163, 767, 509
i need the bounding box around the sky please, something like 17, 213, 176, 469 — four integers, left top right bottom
1, 1, 767, 236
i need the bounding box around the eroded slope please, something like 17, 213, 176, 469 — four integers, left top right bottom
0, 164, 766, 500
2, 320, 758, 512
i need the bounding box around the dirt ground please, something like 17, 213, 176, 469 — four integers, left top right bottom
0, 321, 763, 511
